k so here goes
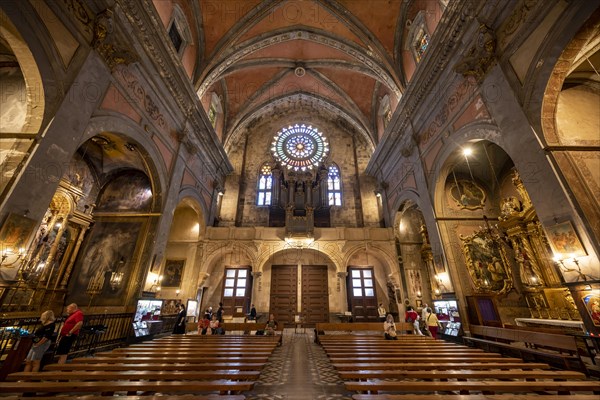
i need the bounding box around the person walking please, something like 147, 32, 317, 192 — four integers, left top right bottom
425, 307, 442, 339
24, 310, 56, 372
56, 303, 84, 364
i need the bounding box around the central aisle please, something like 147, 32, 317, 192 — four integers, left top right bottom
247, 329, 353, 400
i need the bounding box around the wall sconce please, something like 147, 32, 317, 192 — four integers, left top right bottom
148, 273, 163, 293
553, 254, 593, 282
176, 289, 181, 296
109, 257, 125, 291
0, 247, 26, 268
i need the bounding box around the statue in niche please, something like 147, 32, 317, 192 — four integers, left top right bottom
499, 196, 521, 220
514, 241, 544, 287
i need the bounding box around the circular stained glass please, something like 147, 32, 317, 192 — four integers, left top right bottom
271, 124, 329, 171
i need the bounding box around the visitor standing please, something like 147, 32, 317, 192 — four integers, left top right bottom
56, 303, 84, 364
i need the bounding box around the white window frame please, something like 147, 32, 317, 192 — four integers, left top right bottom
167, 5, 193, 57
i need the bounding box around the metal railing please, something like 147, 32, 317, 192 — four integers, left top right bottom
0, 313, 135, 362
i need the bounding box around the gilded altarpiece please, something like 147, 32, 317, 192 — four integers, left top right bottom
0, 180, 93, 312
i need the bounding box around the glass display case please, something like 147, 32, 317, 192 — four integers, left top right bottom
433, 299, 462, 338
132, 299, 163, 338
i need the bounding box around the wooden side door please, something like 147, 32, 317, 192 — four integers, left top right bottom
347, 267, 378, 322
221, 267, 252, 318
301, 265, 329, 324
269, 265, 298, 325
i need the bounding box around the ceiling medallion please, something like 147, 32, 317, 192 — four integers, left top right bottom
271, 124, 329, 171
294, 67, 306, 77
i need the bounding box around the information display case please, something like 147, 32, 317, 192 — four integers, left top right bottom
433, 299, 462, 339
132, 299, 163, 338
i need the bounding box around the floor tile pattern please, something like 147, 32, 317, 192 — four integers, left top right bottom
246, 329, 353, 400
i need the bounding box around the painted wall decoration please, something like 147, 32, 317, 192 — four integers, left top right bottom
0, 213, 37, 281
461, 230, 512, 294
96, 171, 153, 212
545, 221, 586, 258
68, 219, 144, 306
449, 180, 486, 210
162, 259, 185, 288
0, 212, 36, 251
583, 294, 600, 326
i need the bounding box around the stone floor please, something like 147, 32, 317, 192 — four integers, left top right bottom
246, 328, 353, 400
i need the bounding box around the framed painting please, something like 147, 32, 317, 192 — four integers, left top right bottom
67, 219, 145, 306
460, 229, 512, 294
582, 294, 600, 326
545, 221, 586, 258
0, 212, 36, 251
449, 180, 486, 210
163, 259, 185, 287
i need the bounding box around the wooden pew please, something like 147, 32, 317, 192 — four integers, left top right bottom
0, 396, 245, 400
328, 356, 520, 363
102, 350, 272, 357
323, 350, 486, 357
315, 322, 414, 339
345, 380, 600, 394
70, 355, 269, 363
0, 380, 254, 396
44, 362, 266, 371
352, 395, 600, 400
463, 325, 585, 371
332, 362, 553, 371
7, 370, 261, 382
339, 369, 587, 380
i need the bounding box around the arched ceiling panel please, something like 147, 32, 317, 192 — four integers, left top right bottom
336, 0, 402, 56
238, 1, 365, 48
224, 66, 288, 119
314, 66, 376, 122
200, 0, 263, 57
238, 39, 356, 63
237, 71, 356, 123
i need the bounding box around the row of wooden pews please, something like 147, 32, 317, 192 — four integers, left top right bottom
318, 334, 600, 400
2, 334, 279, 398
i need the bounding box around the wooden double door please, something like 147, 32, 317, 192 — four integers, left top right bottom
269, 264, 329, 325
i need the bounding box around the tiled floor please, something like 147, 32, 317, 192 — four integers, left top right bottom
246, 329, 353, 400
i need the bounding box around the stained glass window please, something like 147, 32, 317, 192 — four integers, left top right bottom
327, 164, 342, 206
414, 30, 430, 63
257, 164, 272, 206
208, 104, 217, 127
271, 124, 329, 171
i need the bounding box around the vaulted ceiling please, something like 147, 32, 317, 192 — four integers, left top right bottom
190, 0, 441, 153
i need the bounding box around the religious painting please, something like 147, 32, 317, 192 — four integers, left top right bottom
545, 221, 586, 258
460, 230, 512, 294
95, 171, 153, 212
449, 180, 486, 210
583, 294, 600, 326
162, 259, 185, 287
0, 212, 36, 251
67, 219, 144, 306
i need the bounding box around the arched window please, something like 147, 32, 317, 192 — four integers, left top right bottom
167, 5, 193, 57
407, 11, 430, 63
257, 164, 273, 206
327, 164, 342, 206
